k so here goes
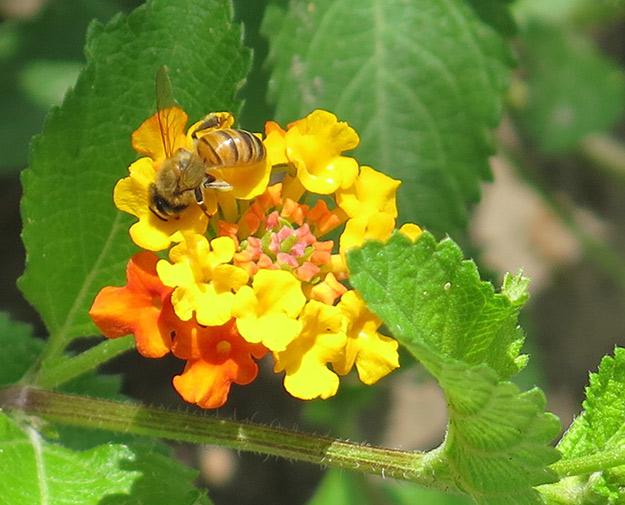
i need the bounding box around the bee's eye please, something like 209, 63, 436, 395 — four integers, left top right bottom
154, 195, 170, 215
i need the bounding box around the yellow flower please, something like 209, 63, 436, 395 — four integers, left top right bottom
339, 212, 396, 253
157, 234, 249, 326
264, 110, 360, 194
132, 106, 190, 160
232, 269, 306, 351
335, 165, 400, 218
399, 222, 423, 241
273, 301, 347, 400
113, 158, 208, 251
334, 290, 399, 384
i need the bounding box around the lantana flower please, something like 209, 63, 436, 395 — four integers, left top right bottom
264, 110, 359, 195
89, 251, 174, 358
335, 290, 399, 384
232, 269, 306, 352
274, 300, 347, 400
170, 318, 267, 409
156, 234, 249, 326
114, 107, 271, 251
90, 107, 418, 409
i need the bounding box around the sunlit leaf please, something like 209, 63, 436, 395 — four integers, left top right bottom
348, 233, 560, 503
0, 411, 208, 505
263, 0, 515, 235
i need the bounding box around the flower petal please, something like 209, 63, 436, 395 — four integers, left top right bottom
336, 165, 400, 218
335, 290, 399, 384
89, 252, 174, 358
339, 213, 395, 253
281, 110, 360, 195
171, 319, 267, 409
399, 223, 423, 242
131, 106, 189, 160
273, 301, 347, 400
233, 270, 306, 351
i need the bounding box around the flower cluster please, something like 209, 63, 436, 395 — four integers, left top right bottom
90, 107, 421, 408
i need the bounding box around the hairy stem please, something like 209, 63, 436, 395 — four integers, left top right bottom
549, 448, 625, 477
0, 385, 452, 491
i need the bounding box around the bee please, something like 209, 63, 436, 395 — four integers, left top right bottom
148, 67, 266, 220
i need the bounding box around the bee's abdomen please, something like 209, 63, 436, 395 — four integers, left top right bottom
197, 129, 266, 168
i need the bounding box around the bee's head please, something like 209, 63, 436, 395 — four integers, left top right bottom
148, 183, 188, 221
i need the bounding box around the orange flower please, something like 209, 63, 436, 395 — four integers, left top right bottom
89, 252, 175, 358
171, 319, 268, 409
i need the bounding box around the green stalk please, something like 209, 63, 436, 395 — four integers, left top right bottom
549, 448, 625, 477
0, 385, 449, 491
30, 337, 135, 389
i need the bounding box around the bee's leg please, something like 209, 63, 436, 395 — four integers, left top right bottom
201, 172, 233, 191
193, 186, 213, 218
204, 180, 234, 191
191, 113, 224, 139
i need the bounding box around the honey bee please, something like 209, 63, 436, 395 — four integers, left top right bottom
148, 67, 266, 220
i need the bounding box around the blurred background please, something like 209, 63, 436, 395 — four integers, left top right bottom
1, 0, 625, 504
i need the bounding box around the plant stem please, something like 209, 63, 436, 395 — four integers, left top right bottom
0, 385, 451, 491
549, 448, 625, 477
31, 337, 135, 389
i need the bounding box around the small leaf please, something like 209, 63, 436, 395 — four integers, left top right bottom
19, 0, 251, 343
347, 231, 528, 380
518, 21, 625, 153
263, 0, 515, 234
558, 348, 625, 459
0, 411, 207, 505
552, 348, 625, 503
0, 313, 43, 385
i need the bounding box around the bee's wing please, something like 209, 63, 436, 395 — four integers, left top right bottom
155, 66, 180, 158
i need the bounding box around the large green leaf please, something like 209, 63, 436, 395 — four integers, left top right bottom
19, 0, 251, 343
262, 0, 515, 234
0, 411, 209, 505
347, 232, 528, 380
347, 233, 561, 503
518, 21, 625, 153
0, 0, 121, 172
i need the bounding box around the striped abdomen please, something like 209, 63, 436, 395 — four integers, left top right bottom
196, 129, 266, 169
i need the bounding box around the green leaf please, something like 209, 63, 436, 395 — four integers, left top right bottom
558, 348, 625, 459
0, 313, 43, 385
518, 21, 625, 153
512, 0, 587, 23
347, 232, 528, 380
0, 0, 121, 172
306, 470, 372, 505
384, 480, 473, 505
434, 362, 560, 504
19, 0, 251, 346
549, 348, 625, 503
0, 411, 207, 505
347, 233, 561, 503
262, 0, 515, 234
